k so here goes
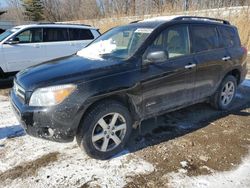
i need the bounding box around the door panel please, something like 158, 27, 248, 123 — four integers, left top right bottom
219, 26, 244, 70
0, 44, 8, 72
3, 43, 45, 72
193, 49, 227, 99
42, 28, 75, 61
141, 55, 195, 115
44, 41, 76, 61
141, 25, 196, 116
3, 28, 45, 72
190, 24, 227, 100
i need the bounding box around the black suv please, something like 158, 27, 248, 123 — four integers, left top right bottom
11, 16, 248, 159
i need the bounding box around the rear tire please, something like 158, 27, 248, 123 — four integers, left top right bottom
76, 100, 132, 160
210, 75, 237, 110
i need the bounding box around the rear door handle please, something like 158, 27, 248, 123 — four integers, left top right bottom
185, 64, 196, 69
222, 56, 231, 61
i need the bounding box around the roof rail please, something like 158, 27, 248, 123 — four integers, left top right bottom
37, 22, 92, 27
37, 22, 55, 25
130, 20, 142, 24
173, 16, 230, 25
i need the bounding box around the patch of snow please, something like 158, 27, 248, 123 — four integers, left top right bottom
0, 96, 18, 126
200, 166, 214, 173
0, 125, 24, 139
2, 140, 154, 188
140, 6, 250, 24
1, 136, 154, 188
180, 161, 188, 168
0, 95, 24, 140
178, 123, 196, 130
181, 6, 249, 18
236, 93, 244, 99
77, 39, 116, 60
168, 153, 250, 188
241, 79, 250, 88
199, 156, 209, 162
178, 168, 188, 174
0, 95, 155, 187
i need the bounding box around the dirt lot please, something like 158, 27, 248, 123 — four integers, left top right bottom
0, 66, 250, 187
126, 79, 250, 187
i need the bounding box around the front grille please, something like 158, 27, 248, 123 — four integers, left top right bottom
14, 80, 25, 101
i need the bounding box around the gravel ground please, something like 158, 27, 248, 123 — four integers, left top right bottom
0, 70, 249, 187
126, 79, 250, 187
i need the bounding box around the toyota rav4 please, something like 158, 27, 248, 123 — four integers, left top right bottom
11, 16, 248, 159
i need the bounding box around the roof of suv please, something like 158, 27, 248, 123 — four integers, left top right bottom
130, 15, 231, 28
13, 23, 98, 30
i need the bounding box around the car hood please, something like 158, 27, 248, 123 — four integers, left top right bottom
16, 55, 122, 91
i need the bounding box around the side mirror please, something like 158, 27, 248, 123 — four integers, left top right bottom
144, 50, 168, 64
5, 37, 20, 45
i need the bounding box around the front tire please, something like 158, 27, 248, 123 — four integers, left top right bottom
76, 100, 132, 160
211, 75, 237, 110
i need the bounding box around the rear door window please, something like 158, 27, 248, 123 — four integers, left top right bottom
190, 25, 219, 53
219, 26, 240, 48
43, 28, 69, 42
69, 28, 94, 40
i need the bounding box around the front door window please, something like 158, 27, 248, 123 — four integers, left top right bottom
15, 28, 43, 43
144, 25, 190, 61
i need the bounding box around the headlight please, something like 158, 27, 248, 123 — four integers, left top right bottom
29, 84, 76, 107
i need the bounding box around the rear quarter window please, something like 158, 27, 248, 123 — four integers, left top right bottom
69, 28, 94, 40
219, 26, 240, 48
190, 25, 219, 53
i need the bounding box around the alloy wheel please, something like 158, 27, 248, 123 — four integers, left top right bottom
220, 81, 235, 106
91, 113, 127, 152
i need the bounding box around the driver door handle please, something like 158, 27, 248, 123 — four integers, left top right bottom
222, 56, 231, 61
185, 64, 196, 69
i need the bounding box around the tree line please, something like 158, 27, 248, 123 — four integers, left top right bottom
1, 0, 250, 22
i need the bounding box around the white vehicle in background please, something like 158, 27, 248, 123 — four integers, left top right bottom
0, 23, 100, 80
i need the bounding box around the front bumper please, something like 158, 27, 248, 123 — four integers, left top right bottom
10, 90, 82, 143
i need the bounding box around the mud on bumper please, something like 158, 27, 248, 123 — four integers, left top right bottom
10, 90, 76, 143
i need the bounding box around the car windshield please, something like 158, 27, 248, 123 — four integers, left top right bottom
77, 26, 154, 60
0, 27, 20, 42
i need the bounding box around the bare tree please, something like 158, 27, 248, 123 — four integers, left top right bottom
1, 0, 25, 23
78, 0, 102, 19
5, 0, 246, 22
42, 0, 63, 22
